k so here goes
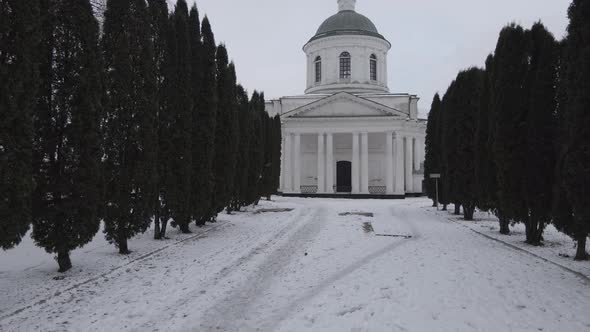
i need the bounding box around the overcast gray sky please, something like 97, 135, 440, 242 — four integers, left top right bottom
169, 0, 570, 117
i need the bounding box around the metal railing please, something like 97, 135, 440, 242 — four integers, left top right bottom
369, 186, 387, 195
300, 185, 318, 194
296, 185, 388, 195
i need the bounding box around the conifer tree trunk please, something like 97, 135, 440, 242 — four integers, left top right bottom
498, 212, 510, 235
154, 202, 161, 239
463, 203, 475, 221
525, 213, 544, 246
525, 215, 534, 244
160, 219, 168, 239
154, 215, 161, 240
453, 203, 461, 215
575, 234, 588, 261
57, 251, 72, 273
118, 236, 130, 255
179, 222, 191, 234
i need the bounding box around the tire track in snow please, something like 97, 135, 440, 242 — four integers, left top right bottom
135, 206, 318, 331
262, 204, 423, 331
193, 206, 328, 331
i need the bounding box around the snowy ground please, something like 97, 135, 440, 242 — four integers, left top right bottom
1, 197, 589, 331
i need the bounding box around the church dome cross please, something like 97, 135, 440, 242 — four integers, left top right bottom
338, 0, 356, 12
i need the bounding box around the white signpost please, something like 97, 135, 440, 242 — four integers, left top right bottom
430, 174, 441, 210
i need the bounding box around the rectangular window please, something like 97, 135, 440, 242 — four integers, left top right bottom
370, 60, 377, 81
340, 58, 351, 79
315, 61, 321, 83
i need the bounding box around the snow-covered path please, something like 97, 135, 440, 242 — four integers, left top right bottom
1, 198, 589, 331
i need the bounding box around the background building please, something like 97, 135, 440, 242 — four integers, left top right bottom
266, 0, 426, 197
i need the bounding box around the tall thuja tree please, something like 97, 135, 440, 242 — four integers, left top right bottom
226, 62, 240, 210
188, 5, 212, 225
155, 10, 176, 238
193, 16, 217, 225
552, 40, 576, 257
264, 111, 283, 200
261, 110, 275, 200
147, 0, 169, 239
453, 68, 484, 220
485, 53, 512, 234
423, 94, 442, 207
246, 91, 265, 206
211, 45, 237, 216
522, 22, 559, 246
0, 0, 39, 249
492, 24, 530, 231
558, 0, 590, 260
101, 0, 158, 254
271, 114, 282, 197
33, 0, 103, 272
187, 5, 205, 223
231, 85, 251, 210
475, 55, 500, 217
255, 93, 268, 203
440, 80, 460, 213
437, 93, 448, 211
165, 0, 193, 233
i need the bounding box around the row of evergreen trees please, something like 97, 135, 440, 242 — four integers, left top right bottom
0, 0, 281, 272
424, 0, 589, 260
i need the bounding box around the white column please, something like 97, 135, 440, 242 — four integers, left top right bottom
294, 133, 301, 193
279, 135, 285, 191
385, 132, 394, 194
284, 134, 292, 192
317, 133, 325, 193
326, 133, 334, 193
351, 132, 360, 194
413, 137, 421, 171
361, 132, 369, 194
394, 133, 405, 195
405, 136, 414, 193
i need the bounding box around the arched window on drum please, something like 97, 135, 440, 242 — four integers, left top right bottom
370, 54, 377, 81
314, 56, 322, 83
339, 52, 351, 79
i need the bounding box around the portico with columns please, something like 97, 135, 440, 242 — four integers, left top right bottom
267, 0, 426, 198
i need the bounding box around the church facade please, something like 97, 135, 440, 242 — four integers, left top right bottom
265, 0, 426, 197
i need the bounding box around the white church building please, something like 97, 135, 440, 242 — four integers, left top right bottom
266, 0, 426, 198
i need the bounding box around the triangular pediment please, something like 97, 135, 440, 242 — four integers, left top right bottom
283, 92, 405, 119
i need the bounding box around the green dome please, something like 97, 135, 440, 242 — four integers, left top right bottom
309, 10, 385, 42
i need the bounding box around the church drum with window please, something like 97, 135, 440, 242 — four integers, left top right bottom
265, 0, 426, 198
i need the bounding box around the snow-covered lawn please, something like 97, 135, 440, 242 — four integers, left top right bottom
1, 197, 588, 331
433, 206, 590, 279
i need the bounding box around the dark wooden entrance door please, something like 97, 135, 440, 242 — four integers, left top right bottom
336, 161, 352, 193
